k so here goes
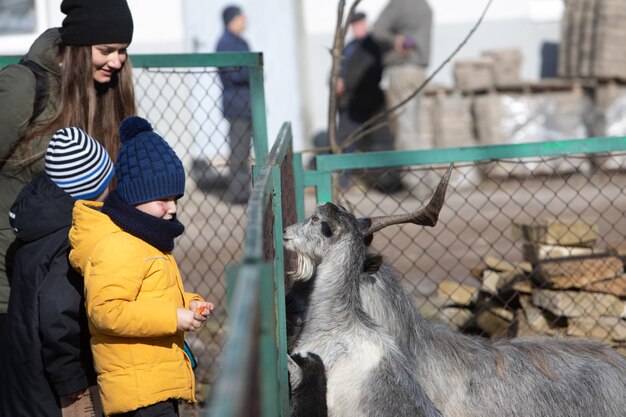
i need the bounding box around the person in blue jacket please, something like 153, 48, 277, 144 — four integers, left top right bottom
215, 5, 252, 205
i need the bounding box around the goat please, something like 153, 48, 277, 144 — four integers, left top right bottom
288, 352, 328, 417
287, 165, 626, 417
284, 200, 443, 417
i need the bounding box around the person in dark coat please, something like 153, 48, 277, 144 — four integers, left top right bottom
0, 127, 115, 417
215, 4, 252, 205
336, 12, 404, 193
337, 12, 393, 153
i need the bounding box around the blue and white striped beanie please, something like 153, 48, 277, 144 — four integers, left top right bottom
45, 127, 115, 200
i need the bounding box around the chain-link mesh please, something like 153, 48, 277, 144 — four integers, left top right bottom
314, 153, 626, 356
132, 66, 255, 392
206, 124, 295, 417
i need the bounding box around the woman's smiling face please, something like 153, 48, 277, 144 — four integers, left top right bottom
91, 43, 128, 84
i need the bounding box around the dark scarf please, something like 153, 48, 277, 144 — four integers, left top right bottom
102, 191, 184, 252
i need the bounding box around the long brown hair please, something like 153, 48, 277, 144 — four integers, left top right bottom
24, 44, 136, 162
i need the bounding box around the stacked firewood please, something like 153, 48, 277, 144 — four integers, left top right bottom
434, 217, 626, 357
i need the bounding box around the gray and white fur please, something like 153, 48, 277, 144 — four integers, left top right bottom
284, 203, 443, 417
361, 261, 626, 417
286, 164, 626, 417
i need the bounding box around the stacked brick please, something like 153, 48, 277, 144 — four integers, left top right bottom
558, 0, 626, 79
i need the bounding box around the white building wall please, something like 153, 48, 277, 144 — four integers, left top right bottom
0, 0, 186, 54
1, 0, 566, 152
181, 0, 305, 153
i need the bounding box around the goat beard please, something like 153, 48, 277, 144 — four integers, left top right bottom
287, 252, 316, 282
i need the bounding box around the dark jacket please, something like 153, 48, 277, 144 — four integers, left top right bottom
0, 28, 62, 314
215, 30, 251, 119
339, 34, 386, 121
0, 173, 96, 417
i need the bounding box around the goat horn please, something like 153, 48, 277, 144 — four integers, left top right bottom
361, 164, 453, 236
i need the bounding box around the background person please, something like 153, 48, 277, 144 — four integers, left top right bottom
0, 0, 136, 336
372, 0, 433, 153
215, 4, 253, 205
0, 127, 114, 417
336, 11, 403, 193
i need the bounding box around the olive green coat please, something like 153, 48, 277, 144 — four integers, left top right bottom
0, 28, 61, 314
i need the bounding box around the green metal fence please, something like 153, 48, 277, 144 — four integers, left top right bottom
298, 137, 626, 354
4, 50, 626, 414
207, 123, 295, 417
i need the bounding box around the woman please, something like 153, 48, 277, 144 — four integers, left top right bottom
0, 0, 136, 342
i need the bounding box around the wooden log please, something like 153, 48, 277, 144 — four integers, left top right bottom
483, 256, 531, 275
437, 281, 479, 306
519, 295, 558, 335
567, 316, 626, 342
436, 307, 473, 329
532, 289, 624, 318
579, 275, 626, 298
522, 243, 601, 264
512, 279, 534, 294
533, 256, 623, 289
512, 218, 598, 247
481, 269, 523, 295
475, 306, 514, 338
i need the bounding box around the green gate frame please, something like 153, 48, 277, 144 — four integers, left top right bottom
0, 52, 270, 163
297, 136, 626, 203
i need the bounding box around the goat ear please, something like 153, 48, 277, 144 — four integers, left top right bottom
358, 217, 375, 245
358, 217, 372, 232
363, 253, 383, 274
321, 221, 333, 238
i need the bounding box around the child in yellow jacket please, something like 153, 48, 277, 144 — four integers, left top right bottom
69, 116, 214, 417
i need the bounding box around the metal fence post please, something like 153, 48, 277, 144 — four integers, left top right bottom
249, 53, 269, 163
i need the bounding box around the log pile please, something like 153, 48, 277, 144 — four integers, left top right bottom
434, 217, 626, 357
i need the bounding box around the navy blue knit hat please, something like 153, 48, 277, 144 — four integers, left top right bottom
115, 116, 185, 205
222, 5, 242, 26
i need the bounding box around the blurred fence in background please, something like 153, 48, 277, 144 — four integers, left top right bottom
130, 53, 269, 388
301, 138, 626, 357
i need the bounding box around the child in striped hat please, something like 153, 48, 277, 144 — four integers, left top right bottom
0, 127, 113, 417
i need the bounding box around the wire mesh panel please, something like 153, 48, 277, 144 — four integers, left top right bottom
303, 146, 626, 356
207, 124, 295, 417
130, 54, 265, 399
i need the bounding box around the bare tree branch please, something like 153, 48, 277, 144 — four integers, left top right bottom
341, 0, 495, 149
327, 0, 363, 155
327, 0, 347, 154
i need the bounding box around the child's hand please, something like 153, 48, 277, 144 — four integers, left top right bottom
177, 307, 203, 332
190, 300, 215, 320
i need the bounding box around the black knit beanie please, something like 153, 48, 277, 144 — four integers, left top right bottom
115, 116, 186, 206
60, 0, 134, 46
222, 5, 242, 26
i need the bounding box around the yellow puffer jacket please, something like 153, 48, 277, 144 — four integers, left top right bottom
69, 200, 202, 416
